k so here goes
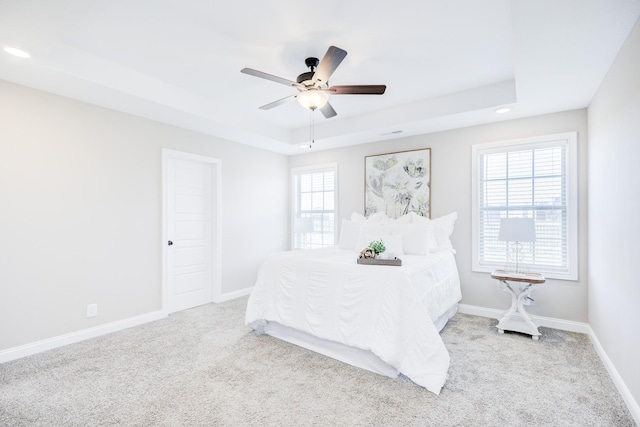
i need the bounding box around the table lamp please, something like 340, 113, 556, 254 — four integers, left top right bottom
498, 218, 536, 274
294, 217, 314, 248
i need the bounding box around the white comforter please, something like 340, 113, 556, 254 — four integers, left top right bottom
245, 247, 462, 394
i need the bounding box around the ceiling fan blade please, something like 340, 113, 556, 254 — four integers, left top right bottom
259, 94, 295, 110
241, 68, 303, 89
328, 85, 387, 95
312, 46, 347, 86
319, 102, 337, 119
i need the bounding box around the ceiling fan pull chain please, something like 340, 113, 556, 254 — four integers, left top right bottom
309, 110, 312, 147
308, 110, 314, 148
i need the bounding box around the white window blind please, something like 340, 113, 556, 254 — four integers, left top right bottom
292, 164, 337, 249
472, 132, 578, 280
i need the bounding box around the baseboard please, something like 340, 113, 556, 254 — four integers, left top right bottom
3, 299, 636, 424
0, 310, 166, 364
215, 286, 253, 303
1, 289, 252, 363
457, 303, 590, 333
458, 303, 638, 423
587, 325, 640, 425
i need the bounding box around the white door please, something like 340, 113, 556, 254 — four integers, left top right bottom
165, 152, 218, 313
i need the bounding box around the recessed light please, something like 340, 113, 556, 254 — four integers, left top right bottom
3, 46, 31, 59
495, 107, 511, 114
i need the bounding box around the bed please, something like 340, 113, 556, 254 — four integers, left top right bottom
245, 212, 462, 395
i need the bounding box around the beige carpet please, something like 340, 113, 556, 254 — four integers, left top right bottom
0, 296, 635, 426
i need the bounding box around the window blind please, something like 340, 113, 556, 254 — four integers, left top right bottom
292, 165, 337, 249
473, 133, 577, 279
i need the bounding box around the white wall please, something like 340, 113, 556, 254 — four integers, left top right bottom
290, 109, 589, 322
588, 16, 640, 411
0, 81, 289, 351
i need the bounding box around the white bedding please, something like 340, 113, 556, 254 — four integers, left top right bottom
245, 247, 462, 394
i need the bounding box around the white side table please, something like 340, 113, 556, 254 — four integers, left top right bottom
491, 270, 545, 340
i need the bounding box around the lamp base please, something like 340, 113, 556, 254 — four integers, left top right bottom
505, 242, 531, 274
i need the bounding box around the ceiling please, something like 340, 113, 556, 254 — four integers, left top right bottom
1, 0, 639, 155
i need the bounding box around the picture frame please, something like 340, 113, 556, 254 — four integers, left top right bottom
364, 148, 431, 219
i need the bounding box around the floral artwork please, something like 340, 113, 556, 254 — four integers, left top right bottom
365, 148, 431, 219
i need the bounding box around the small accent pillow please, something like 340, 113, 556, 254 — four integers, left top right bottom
389, 222, 431, 255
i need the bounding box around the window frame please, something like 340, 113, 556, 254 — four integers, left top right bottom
471, 132, 578, 280
291, 163, 338, 250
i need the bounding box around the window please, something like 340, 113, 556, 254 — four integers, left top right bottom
292, 164, 338, 249
472, 132, 578, 280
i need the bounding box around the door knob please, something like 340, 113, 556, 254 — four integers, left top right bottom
168, 240, 173, 246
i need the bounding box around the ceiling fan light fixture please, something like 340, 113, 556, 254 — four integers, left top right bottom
242, 46, 385, 119
297, 90, 329, 111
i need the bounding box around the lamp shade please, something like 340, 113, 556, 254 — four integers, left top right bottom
297, 90, 329, 110
498, 218, 536, 242
294, 217, 314, 234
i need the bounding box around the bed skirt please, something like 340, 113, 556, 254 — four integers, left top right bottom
261, 303, 459, 380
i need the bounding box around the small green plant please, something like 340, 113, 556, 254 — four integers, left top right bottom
369, 239, 386, 255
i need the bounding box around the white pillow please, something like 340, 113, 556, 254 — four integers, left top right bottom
389, 222, 431, 255
408, 211, 429, 224
338, 219, 363, 250
395, 213, 414, 224
350, 212, 367, 223
356, 233, 404, 257
429, 212, 458, 251
366, 211, 389, 223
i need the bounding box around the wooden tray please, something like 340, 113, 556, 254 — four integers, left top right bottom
357, 257, 402, 266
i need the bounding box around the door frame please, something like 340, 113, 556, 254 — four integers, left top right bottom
161, 148, 222, 315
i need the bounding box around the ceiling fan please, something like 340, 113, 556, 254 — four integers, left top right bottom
241, 46, 386, 119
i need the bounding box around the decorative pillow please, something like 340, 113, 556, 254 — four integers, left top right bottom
338, 219, 363, 250
356, 233, 404, 257
389, 222, 431, 255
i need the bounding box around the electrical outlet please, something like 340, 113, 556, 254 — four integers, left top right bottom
86, 303, 98, 318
